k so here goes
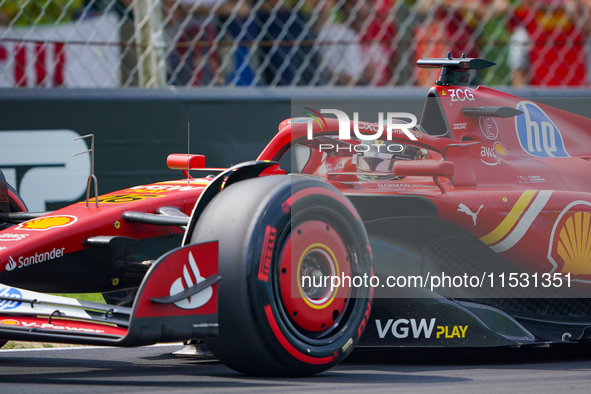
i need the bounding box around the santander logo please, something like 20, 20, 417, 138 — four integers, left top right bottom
169, 252, 213, 310
5, 257, 17, 272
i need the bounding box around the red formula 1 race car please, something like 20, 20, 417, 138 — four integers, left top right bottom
1, 56, 591, 376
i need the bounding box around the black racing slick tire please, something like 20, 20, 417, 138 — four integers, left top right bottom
0, 183, 28, 230
191, 174, 373, 376
6, 184, 27, 212
0, 183, 26, 347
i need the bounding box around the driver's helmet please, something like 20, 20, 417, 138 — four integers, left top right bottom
356, 126, 429, 181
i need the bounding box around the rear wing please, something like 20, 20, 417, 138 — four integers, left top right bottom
417, 53, 495, 86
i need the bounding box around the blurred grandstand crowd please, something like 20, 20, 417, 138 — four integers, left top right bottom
0, 0, 590, 88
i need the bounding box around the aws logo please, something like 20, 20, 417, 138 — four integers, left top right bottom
515, 101, 569, 158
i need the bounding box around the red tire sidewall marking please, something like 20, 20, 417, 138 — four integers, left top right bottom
264, 304, 336, 365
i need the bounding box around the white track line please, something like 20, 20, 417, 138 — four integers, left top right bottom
1, 342, 183, 352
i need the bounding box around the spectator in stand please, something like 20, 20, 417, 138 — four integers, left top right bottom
580, 0, 591, 83
201, 0, 322, 86
164, 0, 320, 86
216, 1, 258, 86
413, 0, 510, 86
250, 0, 320, 86
315, 0, 363, 86
509, 0, 591, 86
343, 0, 398, 86
164, 0, 251, 86
165, 0, 220, 86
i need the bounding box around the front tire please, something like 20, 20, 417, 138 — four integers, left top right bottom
191, 174, 373, 376
0, 181, 26, 346
0, 183, 28, 230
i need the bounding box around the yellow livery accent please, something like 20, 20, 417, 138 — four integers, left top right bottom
479, 190, 536, 245
297, 243, 339, 310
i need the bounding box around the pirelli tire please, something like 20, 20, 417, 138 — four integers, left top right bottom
0, 183, 26, 348
190, 174, 373, 376
0, 183, 28, 230
6, 184, 27, 212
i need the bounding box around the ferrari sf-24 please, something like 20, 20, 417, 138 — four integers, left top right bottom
1, 56, 591, 376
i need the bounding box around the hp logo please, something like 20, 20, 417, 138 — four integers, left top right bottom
0, 286, 23, 311
515, 101, 569, 158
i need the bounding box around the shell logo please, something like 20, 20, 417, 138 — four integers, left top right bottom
552, 211, 591, 275
16, 215, 78, 231
0, 319, 20, 326
493, 142, 508, 156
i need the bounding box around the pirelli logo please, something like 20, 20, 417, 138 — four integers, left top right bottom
258, 225, 276, 282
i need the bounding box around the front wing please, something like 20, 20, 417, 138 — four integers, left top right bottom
0, 241, 220, 346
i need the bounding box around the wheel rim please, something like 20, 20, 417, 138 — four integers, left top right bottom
278, 219, 353, 335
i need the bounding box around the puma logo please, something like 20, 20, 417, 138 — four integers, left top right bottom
457, 203, 483, 226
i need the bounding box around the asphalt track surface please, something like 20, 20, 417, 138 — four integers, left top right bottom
1, 343, 591, 393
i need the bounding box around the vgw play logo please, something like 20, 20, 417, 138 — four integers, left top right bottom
304, 108, 418, 142
515, 101, 569, 158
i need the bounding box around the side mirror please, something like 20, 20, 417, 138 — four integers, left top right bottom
167, 154, 206, 170
393, 160, 454, 177
394, 160, 454, 194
